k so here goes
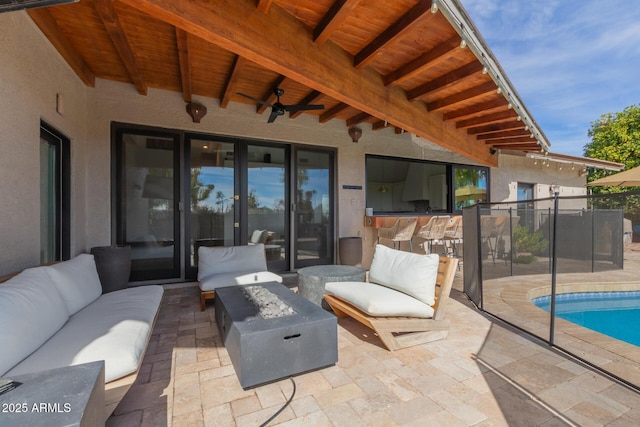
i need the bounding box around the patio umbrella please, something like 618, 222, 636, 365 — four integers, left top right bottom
587, 165, 640, 187
455, 185, 487, 201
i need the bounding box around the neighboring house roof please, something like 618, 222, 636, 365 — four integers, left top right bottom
23, 0, 551, 166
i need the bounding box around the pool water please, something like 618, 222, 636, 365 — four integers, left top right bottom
533, 291, 640, 347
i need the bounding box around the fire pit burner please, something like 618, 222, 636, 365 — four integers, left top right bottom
242, 285, 296, 318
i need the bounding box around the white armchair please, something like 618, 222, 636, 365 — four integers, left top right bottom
198, 244, 282, 311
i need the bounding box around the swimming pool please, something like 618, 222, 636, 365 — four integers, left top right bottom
533, 291, 640, 347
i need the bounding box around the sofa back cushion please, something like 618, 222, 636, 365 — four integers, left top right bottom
0, 267, 69, 376
197, 244, 268, 281
369, 244, 439, 306
45, 254, 102, 315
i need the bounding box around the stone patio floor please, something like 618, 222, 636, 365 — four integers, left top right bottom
106, 270, 640, 426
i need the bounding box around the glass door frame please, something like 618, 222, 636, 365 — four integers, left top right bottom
292, 146, 336, 269
113, 123, 337, 282
112, 123, 182, 282
184, 133, 241, 280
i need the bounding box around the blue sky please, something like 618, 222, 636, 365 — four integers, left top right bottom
463, 1, 640, 156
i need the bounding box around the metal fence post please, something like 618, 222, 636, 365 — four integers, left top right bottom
549, 192, 559, 345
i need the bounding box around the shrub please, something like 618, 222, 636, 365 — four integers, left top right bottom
512, 225, 548, 256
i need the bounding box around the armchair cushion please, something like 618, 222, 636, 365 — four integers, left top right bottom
249, 230, 268, 245
325, 281, 434, 318
369, 244, 439, 306
199, 270, 282, 292
197, 244, 268, 281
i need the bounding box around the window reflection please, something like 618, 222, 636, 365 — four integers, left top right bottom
366, 156, 489, 214
366, 156, 446, 213
454, 167, 488, 210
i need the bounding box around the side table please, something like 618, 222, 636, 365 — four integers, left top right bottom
297, 265, 366, 308
0, 361, 105, 427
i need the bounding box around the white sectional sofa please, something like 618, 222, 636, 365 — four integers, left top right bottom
0, 254, 163, 420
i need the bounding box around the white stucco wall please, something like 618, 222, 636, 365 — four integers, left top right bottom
1, 10, 589, 275
1, 8, 474, 275
87, 79, 474, 267
491, 153, 588, 211
0, 11, 89, 274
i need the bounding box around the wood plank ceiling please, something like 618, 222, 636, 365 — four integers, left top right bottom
27, 0, 551, 166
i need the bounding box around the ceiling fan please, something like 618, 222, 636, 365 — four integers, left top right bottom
237, 87, 324, 123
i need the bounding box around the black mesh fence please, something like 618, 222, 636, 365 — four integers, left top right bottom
463, 190, 640, 390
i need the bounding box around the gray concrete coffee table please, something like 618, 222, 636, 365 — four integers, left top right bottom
297, 265, 366, 307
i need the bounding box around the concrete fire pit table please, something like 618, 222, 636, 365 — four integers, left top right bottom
297, 265, 366, 308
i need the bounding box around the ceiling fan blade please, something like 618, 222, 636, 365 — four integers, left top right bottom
267, 109, 280, 123
236, 92, 273, 107
284, 104, 325, 112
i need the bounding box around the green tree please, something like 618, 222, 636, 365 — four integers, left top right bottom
584, 104, 640, 193
191, 168, 215, 209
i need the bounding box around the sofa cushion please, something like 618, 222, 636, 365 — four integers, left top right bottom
45, 254, 102, 315
197, 244, 268, 281
249, 230, 268, 245
0, 267, 69, 376
325, 281, 435, 318
199, 271, 283, 291
369, 244, 439, 306
6, 285, 164, 383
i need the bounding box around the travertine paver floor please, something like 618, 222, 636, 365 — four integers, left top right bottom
107, 272, 640, 426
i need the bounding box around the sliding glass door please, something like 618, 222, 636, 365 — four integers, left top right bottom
114, 124, 335, 282
247, 144, 288, 270
115, 129, 180, 282
187, 137, 237, 278
294, 149, 334, 267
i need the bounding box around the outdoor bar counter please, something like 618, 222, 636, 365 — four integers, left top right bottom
364, 214, 448, 228
360, 214, 457, 267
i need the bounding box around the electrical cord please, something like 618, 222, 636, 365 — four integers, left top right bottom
259, 377, 296, 427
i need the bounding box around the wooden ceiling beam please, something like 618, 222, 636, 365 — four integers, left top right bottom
27, 8, 95, 87
290, 90, 323, 118
175, 28, 192, 102
120, 0, 496, 166
455, 110, 515, 128
320, 102, 349, 123
256, 0, 273, 14
426, 81, 496, 112
442, 99, 507, 121
94, 0, 147, 95
372, 120, 389, 131
407, 61, 483, 101
220, 55, 249, 108
354, 0, 432, 69
384, 35, 459, 86
466, 121, 523, 135
476, 129, 529, 140
346, 112, 371, 127
314, 0, 362, 45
